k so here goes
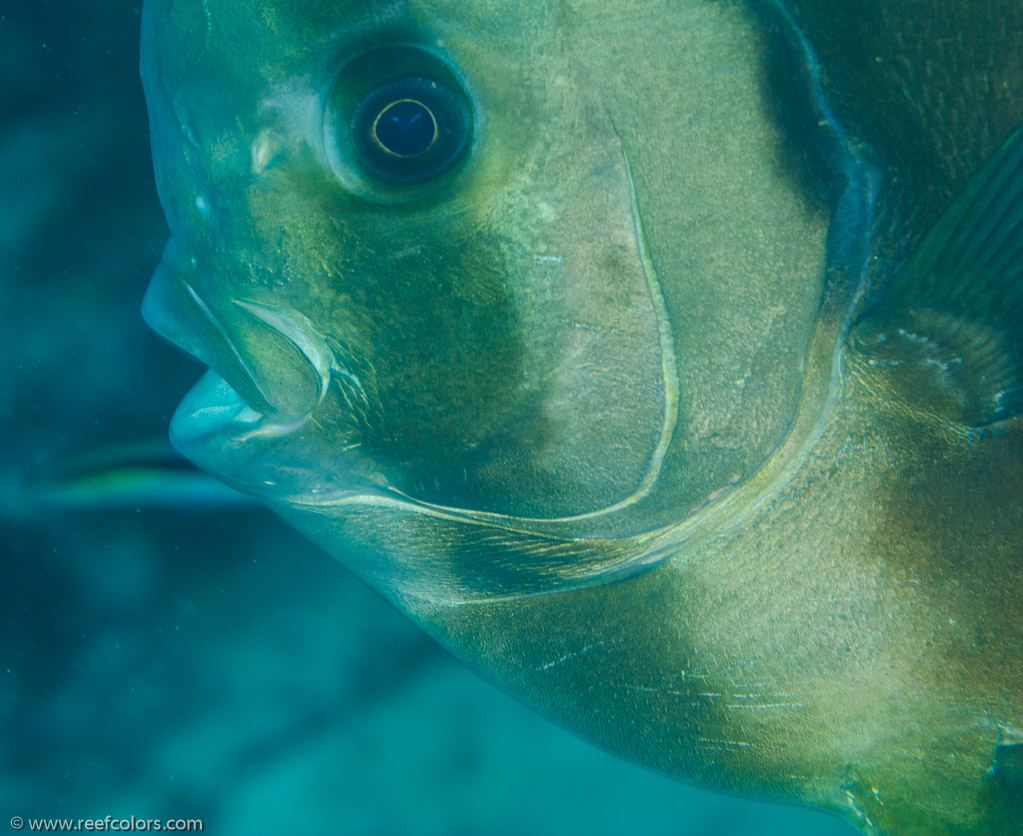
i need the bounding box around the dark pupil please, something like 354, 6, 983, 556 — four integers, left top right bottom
373, 99, 436, 157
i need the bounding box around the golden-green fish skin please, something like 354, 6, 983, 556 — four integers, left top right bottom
140, 0, 1023, 832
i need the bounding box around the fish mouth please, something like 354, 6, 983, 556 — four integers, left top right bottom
144, 249, 391, 500
142, 250, 333, 423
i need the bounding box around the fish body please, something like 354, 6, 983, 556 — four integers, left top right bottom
140, 0, 1023, 832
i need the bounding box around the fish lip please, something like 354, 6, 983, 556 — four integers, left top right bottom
168, 369, 311, 486
169, 369, 253, 449
168, 369, 312, 452
170, 368, 389, 503
142, 249, 331, 423
141, 259, 274, 415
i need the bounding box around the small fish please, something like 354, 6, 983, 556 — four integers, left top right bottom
0, 440, 253, 519
139, 0, 1023, 832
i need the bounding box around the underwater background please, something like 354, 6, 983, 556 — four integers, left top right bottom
1, 2, 859, 833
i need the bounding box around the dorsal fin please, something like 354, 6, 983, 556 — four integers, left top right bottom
852, 122, 1023, 426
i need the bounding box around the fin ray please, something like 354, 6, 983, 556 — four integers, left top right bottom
855, 122, 1023, 426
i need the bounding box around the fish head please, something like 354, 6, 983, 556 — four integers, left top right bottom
141, 0, 834, 598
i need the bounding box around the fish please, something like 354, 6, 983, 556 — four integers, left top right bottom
0, 440, 253, 519
138, 0, 1023, 832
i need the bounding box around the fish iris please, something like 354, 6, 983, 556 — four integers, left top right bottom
372, 99, 438, 157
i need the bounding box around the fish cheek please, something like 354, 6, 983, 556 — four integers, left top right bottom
350, 236, 534, 506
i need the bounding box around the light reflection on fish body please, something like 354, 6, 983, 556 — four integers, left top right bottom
139, 0, 1023, 831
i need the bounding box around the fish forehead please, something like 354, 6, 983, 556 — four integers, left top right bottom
139, 0, 772, 168
143, 0, 551, 91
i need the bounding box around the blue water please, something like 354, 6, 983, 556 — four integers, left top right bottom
0, 2, 856, 833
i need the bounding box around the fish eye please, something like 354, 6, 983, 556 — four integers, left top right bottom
322, 46, 475, 203
351, 76, 471, 184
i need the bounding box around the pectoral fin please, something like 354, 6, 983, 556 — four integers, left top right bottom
852, 122, 1023, 426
